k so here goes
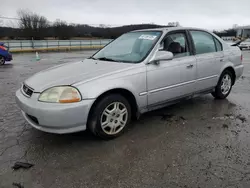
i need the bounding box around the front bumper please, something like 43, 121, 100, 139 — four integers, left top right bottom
15, 89, 95, 134
5, 52, 12, 61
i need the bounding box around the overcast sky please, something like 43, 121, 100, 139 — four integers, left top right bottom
1, 0, 250, 30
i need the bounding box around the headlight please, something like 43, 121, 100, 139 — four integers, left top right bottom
38, 86, 81, 103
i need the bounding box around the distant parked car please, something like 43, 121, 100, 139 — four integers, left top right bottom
16, 27, 244, 139
239, 38, 250, 50
0, 42, 12, 65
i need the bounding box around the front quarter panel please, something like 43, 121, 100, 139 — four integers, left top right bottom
73, 64, 147, 111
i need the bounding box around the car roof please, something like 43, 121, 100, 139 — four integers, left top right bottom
132, 27, 209, 33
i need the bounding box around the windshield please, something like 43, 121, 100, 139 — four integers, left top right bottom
93, 31, 162, 63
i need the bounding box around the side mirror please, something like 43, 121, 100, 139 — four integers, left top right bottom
149, 51, 173, 64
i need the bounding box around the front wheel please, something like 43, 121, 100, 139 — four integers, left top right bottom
0, 56, 5, 65
88, 94, 131, 139
212, 70, 233, 99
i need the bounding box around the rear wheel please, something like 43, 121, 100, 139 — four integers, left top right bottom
212, 70, 233, 99
88, 94, 131, 139
0, 56, 5, 65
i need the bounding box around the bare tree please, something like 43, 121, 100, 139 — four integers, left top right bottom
17, 9, 49, 39
53, 19, 74, 39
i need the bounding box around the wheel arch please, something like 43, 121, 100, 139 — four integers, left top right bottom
87, 88, 139, 125
0, 54, 6, 59
221, 66, 236, 85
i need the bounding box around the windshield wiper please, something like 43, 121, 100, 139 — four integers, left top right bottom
88, 56, 97, 60
96, 57, 117, 62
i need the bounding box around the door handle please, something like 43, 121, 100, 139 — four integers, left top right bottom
186, 64, 194, 69
220, 59, 224, 62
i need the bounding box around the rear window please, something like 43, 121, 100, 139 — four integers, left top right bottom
214, 38, 223, 51
190, 30, 216, 55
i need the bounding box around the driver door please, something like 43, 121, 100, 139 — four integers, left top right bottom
146, 30, 197, 106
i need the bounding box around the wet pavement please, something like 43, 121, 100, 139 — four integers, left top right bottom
0, 50, 250, 188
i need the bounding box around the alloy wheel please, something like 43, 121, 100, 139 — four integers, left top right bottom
100, 102, 128, 135
221, 74, 232, 95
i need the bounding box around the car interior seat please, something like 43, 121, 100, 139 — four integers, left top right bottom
167, 42, 182, 55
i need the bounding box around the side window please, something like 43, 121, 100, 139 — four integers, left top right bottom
161, 32, 190, 58
190, 31, 216, 55
214, 38, 223, 51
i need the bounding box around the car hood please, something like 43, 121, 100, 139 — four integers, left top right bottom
25, 59, 136, 92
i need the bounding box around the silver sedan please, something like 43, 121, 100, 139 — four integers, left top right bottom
239, 38, 250, 50
16, 27, 244, 139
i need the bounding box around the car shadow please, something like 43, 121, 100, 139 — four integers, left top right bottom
31, 129, 100, 144
20, 94, 238, 162
0, 63, 13, 68
30, 94, 235, 145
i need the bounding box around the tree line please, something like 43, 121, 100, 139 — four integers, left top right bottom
0, 10, 237, 40
213, 29, 237, 37
0, 10, 167, 40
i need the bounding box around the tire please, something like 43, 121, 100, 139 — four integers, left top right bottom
88, 94, 131, 139
0, 56, 5, 65
212, 70, 233, 99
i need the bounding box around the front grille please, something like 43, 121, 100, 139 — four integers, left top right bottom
26, 114, 39, 125
22, 84, 34, 97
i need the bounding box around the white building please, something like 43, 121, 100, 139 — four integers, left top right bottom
236, 26, 250, 38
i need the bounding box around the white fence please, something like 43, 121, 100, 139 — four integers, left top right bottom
1, 39, 113, 50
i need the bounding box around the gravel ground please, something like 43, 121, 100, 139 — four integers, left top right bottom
0, 50, 250, 188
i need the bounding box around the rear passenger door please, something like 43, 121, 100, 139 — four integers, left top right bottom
189, 30, 219, 92
213, 37, 225, 73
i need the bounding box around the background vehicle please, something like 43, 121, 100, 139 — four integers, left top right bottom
0, 42, 12, 65
239, 38, 250, 50
16, 27, 244, 139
